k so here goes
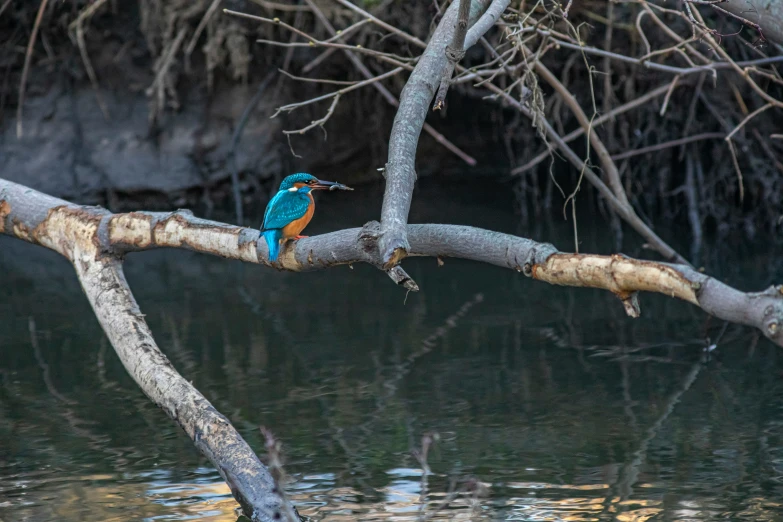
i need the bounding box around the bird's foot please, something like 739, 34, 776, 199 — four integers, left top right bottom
294, 235, 309, 239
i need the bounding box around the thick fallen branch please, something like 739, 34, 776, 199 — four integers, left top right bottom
0, 180, 290, 522
3, 178, 782, 350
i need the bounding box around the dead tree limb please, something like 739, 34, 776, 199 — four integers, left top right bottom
433, 0, 472, 110
0, 180, 290, 522
530, 55, 632, 209
480, 79, 690, 265
3, 178, 783, 349
718, 0, 783, 44
380, 0, 504, 268
434, 0, 511, 109
373, 0, 688, 267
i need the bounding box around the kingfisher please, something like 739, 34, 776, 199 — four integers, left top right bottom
261, 172, 352, 262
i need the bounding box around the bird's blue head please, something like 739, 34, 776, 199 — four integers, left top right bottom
278, 172, 348, 193
279, 173, 318, 191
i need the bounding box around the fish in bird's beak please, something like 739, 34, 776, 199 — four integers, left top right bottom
314, 179, 354, 191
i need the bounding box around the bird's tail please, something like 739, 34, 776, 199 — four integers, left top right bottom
263, 229, 282, 261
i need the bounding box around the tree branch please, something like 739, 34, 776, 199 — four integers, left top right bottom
298, 0, 477, 166
0, 180, 291, 522
433, 0, 511, 109
379, 0, 502, 268
530, 53, 632, 209
464, 0, 511, 47
476, 77, 690, 264
313, 8, 688, 264
510, 81, 680, 175
717, 0, 783, 44
433, 0, 472, 111
3, 178, 783, 348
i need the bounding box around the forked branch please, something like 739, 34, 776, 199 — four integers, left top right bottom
3, 179, 782, 348
380, 0, 504, 268
0, 180, 291, 522
433, 0, 472, 110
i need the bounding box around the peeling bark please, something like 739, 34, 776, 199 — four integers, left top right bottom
0, 180, 289, 522
0, 200, 10, 233
533, 254, 700, 305
3, 178, 783, 350
75, 256, 285, 521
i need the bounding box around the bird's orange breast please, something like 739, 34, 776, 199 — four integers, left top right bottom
281, 194, 315, 239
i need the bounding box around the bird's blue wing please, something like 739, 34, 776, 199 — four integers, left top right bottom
262, 190, 310, 230
262, 191, 286, 229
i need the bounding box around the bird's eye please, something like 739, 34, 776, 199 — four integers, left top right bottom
307, 179, 315, 184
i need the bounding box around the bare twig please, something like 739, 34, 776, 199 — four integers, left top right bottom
228, 72, 276, 226
548, 37, 783, 75
433, 0, 472, 110
274, 67, 404, 114
659, 75, 681, 116
68, 0, 110, 120
248, 0, 311, 12
726, 139, 746, 203
530, 52, 631, 208
224, 10, 415, 66
511, 81, 680, 175
300, 19, 372, 73
0, 0, 12, 18
684, 154, 703, 262
718, 0, 783, 44
725, 103, 774, 141
283, 93, 340, 136
483, 78, 689, 263
298, 0, 477, 166
332, 0, 427, 48
330, 2, 685, 262
638, 1, 712, 65
185, 0, 223, 70
279, 69, 362, 86
610, 132, 726, 161
686, 7, 783, 109
146, 27, 187, 126
17, 0, 49, 138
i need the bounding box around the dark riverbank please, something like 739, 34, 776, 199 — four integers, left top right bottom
1, 0, 781, 235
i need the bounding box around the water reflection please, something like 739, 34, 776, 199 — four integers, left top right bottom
1, 180, 783, 521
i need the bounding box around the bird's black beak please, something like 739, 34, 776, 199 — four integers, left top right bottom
314, 179, 354, 191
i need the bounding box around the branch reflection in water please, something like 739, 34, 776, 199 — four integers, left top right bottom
1, 180, 782, 521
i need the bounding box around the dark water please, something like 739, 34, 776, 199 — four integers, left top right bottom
1, 179, 783, 521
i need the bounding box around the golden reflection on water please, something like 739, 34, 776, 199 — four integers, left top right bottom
0, 472, 239, 522
3, 469, 783, 521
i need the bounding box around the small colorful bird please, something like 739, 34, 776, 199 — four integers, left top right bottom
261, 172, 352, 261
